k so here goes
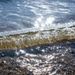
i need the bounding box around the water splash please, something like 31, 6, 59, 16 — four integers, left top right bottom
0, 0, 75, 36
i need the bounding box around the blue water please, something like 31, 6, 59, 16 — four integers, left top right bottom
0, 1, 75, 74
0, 0, 75, 36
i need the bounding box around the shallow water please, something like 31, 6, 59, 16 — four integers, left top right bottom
0, 0, 75, 75
0, 0, 75, 36
0, 40, 75, 75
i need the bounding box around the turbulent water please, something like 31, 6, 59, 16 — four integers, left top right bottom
0, 0, 75, 75
0, 0, 75, 36
0, 40, 75, 75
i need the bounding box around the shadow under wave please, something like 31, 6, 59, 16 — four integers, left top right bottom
0, 39, 75, 57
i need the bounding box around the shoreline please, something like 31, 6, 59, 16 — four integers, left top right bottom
0, 27, 75, 50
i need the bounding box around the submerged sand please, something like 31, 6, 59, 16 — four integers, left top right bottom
0, 39, 75, 75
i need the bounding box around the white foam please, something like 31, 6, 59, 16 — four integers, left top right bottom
0, 0, 75, 36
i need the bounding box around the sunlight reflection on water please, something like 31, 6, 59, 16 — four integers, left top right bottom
0, 40, 75, 75
0, 0, 75, 36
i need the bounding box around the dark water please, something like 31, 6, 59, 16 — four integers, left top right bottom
0, 0, 75, 36
0, 40, 75, 75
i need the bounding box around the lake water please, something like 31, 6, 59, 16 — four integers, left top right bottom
0, 0, 75, 75
0, 0, 75, 36
0, 40, 75, 75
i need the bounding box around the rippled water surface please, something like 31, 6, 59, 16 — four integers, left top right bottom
0, 40, 75, 75
0, 0, 75, 75
0, 0, 75, 36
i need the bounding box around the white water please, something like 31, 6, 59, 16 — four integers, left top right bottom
0, 0, 75, 36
